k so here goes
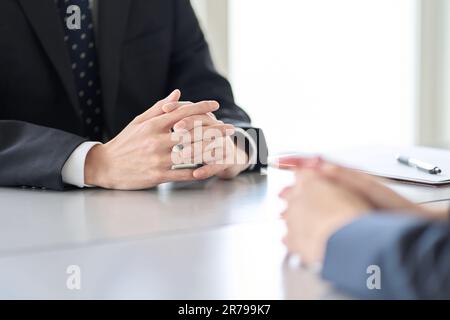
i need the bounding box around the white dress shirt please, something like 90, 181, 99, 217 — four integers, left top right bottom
61, 0, 256, 188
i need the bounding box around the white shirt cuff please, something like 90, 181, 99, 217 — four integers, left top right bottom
62, 141, 101, 188
234, 127, 258, 171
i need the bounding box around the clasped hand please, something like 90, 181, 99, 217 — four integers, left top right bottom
85, 90, 250, 190
279, 158, 449, 267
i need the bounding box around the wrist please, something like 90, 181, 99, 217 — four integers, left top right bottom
85, 144, 108, 187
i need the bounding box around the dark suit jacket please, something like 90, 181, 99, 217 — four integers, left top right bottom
322, 213, 450, 299
0, 0, 267, 190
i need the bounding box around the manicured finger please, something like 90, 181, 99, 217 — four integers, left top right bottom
157, 101, 220, 130
135, 89, 181, 123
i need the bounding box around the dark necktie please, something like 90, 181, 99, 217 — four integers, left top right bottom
57, 0, 103, 141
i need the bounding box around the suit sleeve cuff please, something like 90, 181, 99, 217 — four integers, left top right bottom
61, 141, 101, 188
234, 127, 258, 171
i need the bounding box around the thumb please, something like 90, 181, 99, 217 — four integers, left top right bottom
135, 89, 181, 123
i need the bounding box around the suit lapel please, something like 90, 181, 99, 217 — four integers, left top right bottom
97, 0, 131, 120
17, 0, 81, 115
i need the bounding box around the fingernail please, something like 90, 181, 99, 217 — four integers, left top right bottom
167, 89, 180, 101
166, 90, 176, 99
209, 101, 219, 109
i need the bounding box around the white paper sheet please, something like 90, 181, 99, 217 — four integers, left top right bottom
324, 146, 450, 185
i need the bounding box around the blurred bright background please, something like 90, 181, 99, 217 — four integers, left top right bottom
191, 0, 450, 155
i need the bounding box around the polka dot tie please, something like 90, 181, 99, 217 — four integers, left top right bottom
57, 0, 103, 141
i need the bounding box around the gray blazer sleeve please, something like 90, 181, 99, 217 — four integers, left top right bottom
322, 213, 450, 299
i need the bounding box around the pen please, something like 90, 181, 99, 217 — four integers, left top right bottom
397, 155, 442, 175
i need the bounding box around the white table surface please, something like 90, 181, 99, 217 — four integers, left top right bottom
1, 168, 449, 299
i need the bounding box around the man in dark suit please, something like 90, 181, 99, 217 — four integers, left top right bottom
279, 158, 450, 299
0, 0, 267, 190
